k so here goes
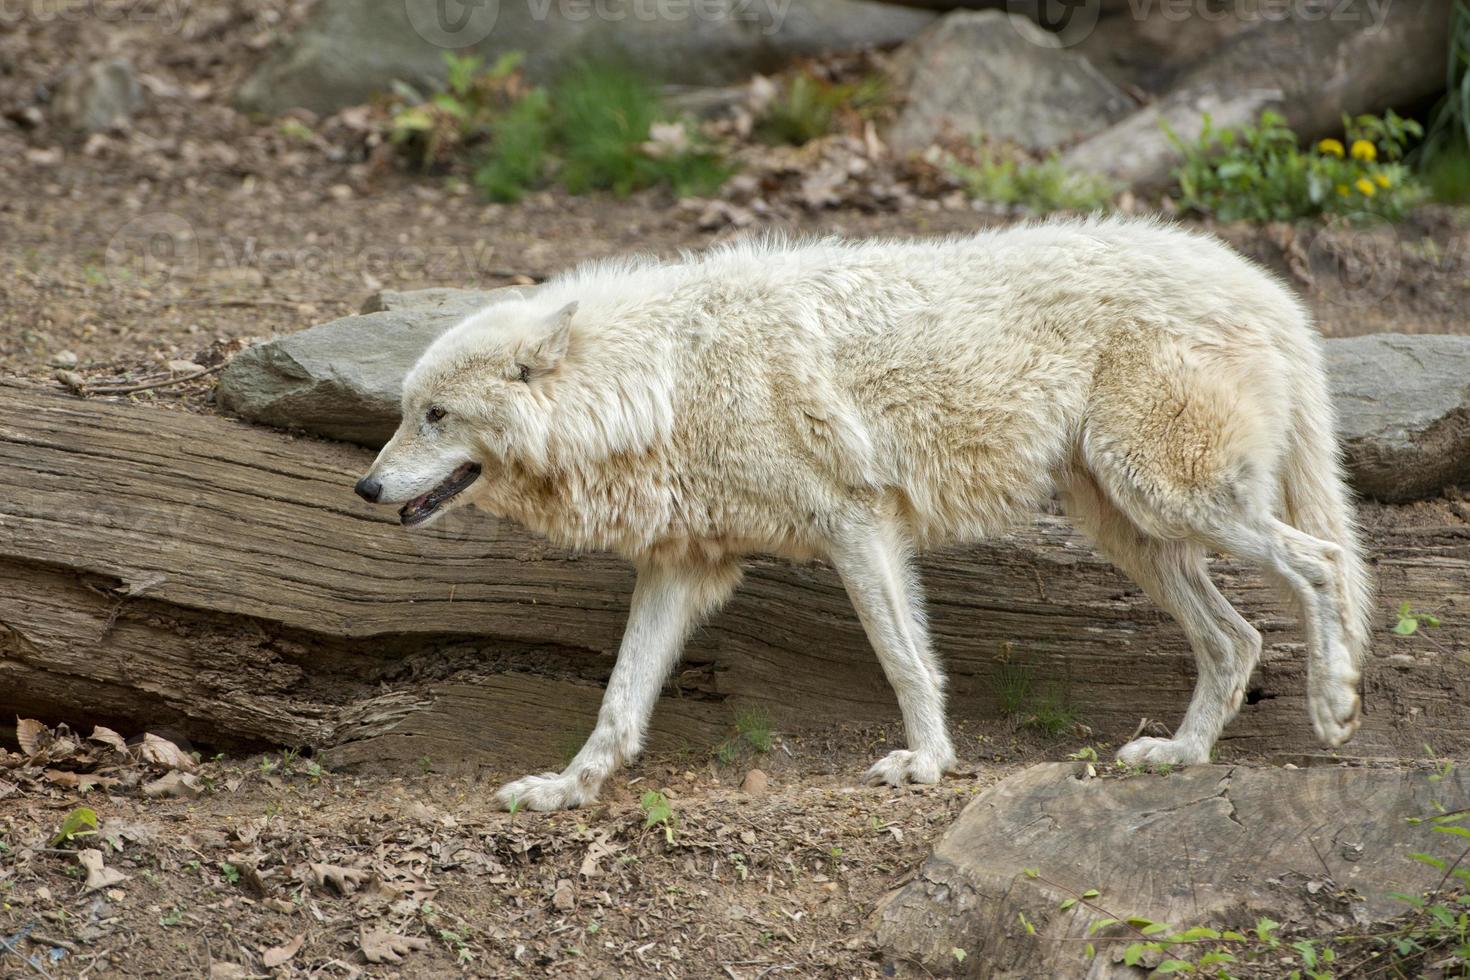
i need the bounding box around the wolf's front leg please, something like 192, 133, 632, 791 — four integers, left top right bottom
496, 558, 741, 811
829, 515, 956, 787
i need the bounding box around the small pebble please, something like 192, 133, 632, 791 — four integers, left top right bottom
51, 350, 78, 368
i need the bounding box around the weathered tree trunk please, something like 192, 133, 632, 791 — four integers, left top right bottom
0, 385, 1465, 771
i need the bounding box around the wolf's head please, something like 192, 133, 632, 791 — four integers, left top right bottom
354, 298, 577, 527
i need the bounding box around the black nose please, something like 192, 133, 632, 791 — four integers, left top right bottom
355, 476, 382, 503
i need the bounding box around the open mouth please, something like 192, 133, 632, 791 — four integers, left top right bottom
399, 462, 482, 527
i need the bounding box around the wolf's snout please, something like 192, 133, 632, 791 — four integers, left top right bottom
355, 476, 383, 503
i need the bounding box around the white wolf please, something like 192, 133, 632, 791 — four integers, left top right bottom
355, 216, 1370, 811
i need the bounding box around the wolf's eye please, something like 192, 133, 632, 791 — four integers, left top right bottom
516, 364, 531, 384
425, 406, 446, 424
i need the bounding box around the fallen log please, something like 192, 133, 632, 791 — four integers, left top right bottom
0, 384, 1466, 771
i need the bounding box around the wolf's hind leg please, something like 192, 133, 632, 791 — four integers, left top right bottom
828, 510, 956, 786
495, 557, 740, 811
1063, 468, 1262, 766
1200, 516, 1360, 747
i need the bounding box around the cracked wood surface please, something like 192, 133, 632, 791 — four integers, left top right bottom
0, 385, 1466, 767
875, 762, 1470, 978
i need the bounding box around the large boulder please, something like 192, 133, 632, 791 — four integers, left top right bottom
1327, 334, 1470, 504
216, 286, 531, 446
875, 762, 1470, 978
237, 0, 935, 117
1063, 2, 1453, 187
888, 11, 1132, 154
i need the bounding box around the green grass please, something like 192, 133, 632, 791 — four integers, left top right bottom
714, 706, 775, 765
1023, 695, 1078, 738
552, 62, 728, 198
395, 54, 730, 202
993, 663, 1033, 717
1421, 0, 1470, 164
474, 88, 551, 203
948, 149, 1115, 214
1422, 147, 1470, 204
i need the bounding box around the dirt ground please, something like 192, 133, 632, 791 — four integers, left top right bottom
0, 718, 1070, 979
3, 2, 1470, 977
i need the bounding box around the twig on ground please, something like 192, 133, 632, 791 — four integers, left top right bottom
82, 363, 225, 396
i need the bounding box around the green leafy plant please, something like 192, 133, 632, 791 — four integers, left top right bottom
1167, 110, 1425, 222
390, 52, 530, 170
1395, 601, 1443, 636
755, 70, 887, 146
640, 789, 677, 844
948, 144, 1116, 214
51, 806, 99, 847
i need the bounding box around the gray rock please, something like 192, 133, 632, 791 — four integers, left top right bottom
888, 11, 1132, 154
875, 762, 1470, 978
217, 287, 529, 446
54, 59, 144, 133
237, 0, 934, 117
357, 287, 515, 315
1329, 334, 1470, 504
1063, 2, 1451, 188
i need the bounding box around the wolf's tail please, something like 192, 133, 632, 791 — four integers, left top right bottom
1278, 337, 1373, 668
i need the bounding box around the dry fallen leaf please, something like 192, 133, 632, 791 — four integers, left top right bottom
78, 848, 128, 893
138, 732, 195, 771
261, 933, 305, 968
89, 725, 128, 753
359, 926, 428, 964
44, 769, 119, 792
16, 718, 44, 757
578, 831, 624, 879
310, 863, 369, 895
142, 771, 202, 798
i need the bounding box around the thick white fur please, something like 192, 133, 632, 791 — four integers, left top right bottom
361, 216, 1372, 810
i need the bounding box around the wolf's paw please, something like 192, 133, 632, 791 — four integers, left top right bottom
863, 748, 953, 788
1115, 736, 1210, 767
1308, 673, 1361, 747
496, 771, 594, 812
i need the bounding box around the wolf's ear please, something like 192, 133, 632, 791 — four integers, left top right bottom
518, 301, 577, 374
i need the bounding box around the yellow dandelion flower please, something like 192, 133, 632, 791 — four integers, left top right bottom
1374, 172, 1391, 188
1318, 138, 1346, 158
1336, 184, 1350, 197
1355, 177, 1376, 196
1350, 139, 1377, 161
